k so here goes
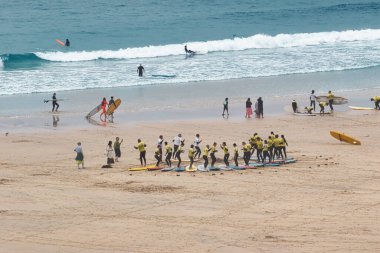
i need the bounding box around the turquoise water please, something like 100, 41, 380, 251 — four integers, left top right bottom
1, 0, 380, 95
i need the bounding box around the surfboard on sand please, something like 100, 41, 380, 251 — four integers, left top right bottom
316, 96, 348, 105
293, 112, 316, 116
86, 104, 102, 118
147, 166, 163, 171
197, 165, 209, 172
161, 167, 174, 172
349, 106, 374, 110
128, 165, 156, 171
55, 39, 65, 46
185, 165, 197, 172
330, 130, 361, 145
107, 99, 121, 115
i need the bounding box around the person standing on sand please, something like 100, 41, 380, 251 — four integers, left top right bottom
105, 141, 115, 166
262, 140, 270, 163
203, 144, 210, 169
154, 145, 161, 167
327, 90, 334, 111
108, 96, 116, 121
257, 97, 264, 118
134, 139, 147, 166
233, 143, 239, 167
245, 98, 253, 118
220, 142, 230, 167
280, 134, 288, 160
319, 101, 327, 115
254, 100, 259, 118
137, 64, 145, 77
210, 142, 218, 167
164, 141, 172, 167
310, 90, 316, 111
188, 144, 195, 169
114, 137, 123, 162
175, 143, 185, 168
242, 141, 251, 166
172, 134, 184, 158
222, 98, 229, 118
292, 100, 298, 113
194, 134, 202, 159
52, 93, 59, 112
74, 142, 84, 169
100, 97, 108, 119
157, 135, 164, 162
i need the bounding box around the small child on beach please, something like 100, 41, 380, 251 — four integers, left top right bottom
74, 142, 84, 169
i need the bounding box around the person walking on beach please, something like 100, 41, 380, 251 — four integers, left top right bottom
137, 64, 145, 77
194, 134, 202, 159
310, 90, 316, 111
100, 97, 108, 120
220, 142, 230, 167
114, 137, 123, 162
222, 97, 229, 118
105, 141, 115, 166
245, 98, 253, 118
134, 139, 147, 166
172, 134, 184, 158
164, 141, 172, 167
370, 96, 380, 109
291, 100, 298, 113
52, 93, 59, 112
74, 142, 84, 169
257, 97, 264, 118
210, 142, 218, 168
327, 90, 334, 111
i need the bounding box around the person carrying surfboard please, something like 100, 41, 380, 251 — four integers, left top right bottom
100, 97, 108, 120
108, 96, 116, 121
370, 96, 380, 110
134, 139, 146, 166
65, 39, 70, 47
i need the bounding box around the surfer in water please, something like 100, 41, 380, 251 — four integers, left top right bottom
65, 39, 70, 47
184, 45, 195, 54
52, 93, 59, 112
137, 64, 145, 77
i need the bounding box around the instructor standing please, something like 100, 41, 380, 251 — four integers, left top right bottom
137, 64, 145, 77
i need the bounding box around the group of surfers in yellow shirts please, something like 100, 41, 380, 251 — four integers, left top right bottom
134, 132, 289, 169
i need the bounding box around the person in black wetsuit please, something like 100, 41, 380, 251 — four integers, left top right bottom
184, 45, 195, 54
65, 39, 70, 47
257, 97, 264, 118
137, 64, 145, 77
52, 93, 59, 112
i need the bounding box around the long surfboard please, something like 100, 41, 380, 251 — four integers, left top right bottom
348, 106, 374, 110
316, 96, 348, 105
107, 99, 121, 115
330, 130, 361, 145
86, 104, 102, 118
55, 39, 65, 46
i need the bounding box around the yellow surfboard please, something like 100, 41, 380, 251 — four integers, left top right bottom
128, 165, 155, 171
348, 106, 374, 110
185, 165, 197, 172
107, 99, 121, 115
330, 131, 361, 145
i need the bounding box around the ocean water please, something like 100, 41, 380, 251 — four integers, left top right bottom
1, 0, 380, 96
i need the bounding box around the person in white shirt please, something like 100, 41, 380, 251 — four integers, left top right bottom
105, 141, 114, 166
172, 134, 184, 158
194, 134, 202, 159
310, 90, 317, 111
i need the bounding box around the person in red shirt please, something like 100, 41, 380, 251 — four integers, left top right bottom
100, 97, 108, 119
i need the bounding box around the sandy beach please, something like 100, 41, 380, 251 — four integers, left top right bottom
1, 106, 379, 252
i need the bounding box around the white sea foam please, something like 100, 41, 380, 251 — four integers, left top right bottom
35, 29, 380, 62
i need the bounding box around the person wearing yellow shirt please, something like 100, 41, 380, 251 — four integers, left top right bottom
220, 142, 230, 167
267, 136, 274, 162
262, 140, 270, 163
164, 141, 172, 167
154, 145, 161, 167
175, 143, 185, 168
256, 137, 263, 163
188, 144, 195, 169
203, 144, 211, 169
327, 90, 334, 111
273, 134, 284, 160
233, 143, 239, 167
370, 96, 380, 110
280, 134, 288, 160
319, 101, 328, 115
242, 141, 252, 166
210, 142, 218, 167
134, 139, 146, 166
304, 106, 313, 114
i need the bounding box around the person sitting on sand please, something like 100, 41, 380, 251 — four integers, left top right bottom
305, 106, 313, 114
292, 100, 298, 113
114, 137, 123, 162
74, 142, 84, 169
220, 142, 230, 167
188, 144, 195, 169
105, 141, 114, 166
175, 143, 185, 168
327, 90, 334, 111
233, 143, 239, 167
203, 144, 210, 169
164, 141, 172, 167
370, 96, 380, 109
210, 142, 218, 168
134, 139, 146, 166
154, 145, 161, 167
319, 101, 328, 115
